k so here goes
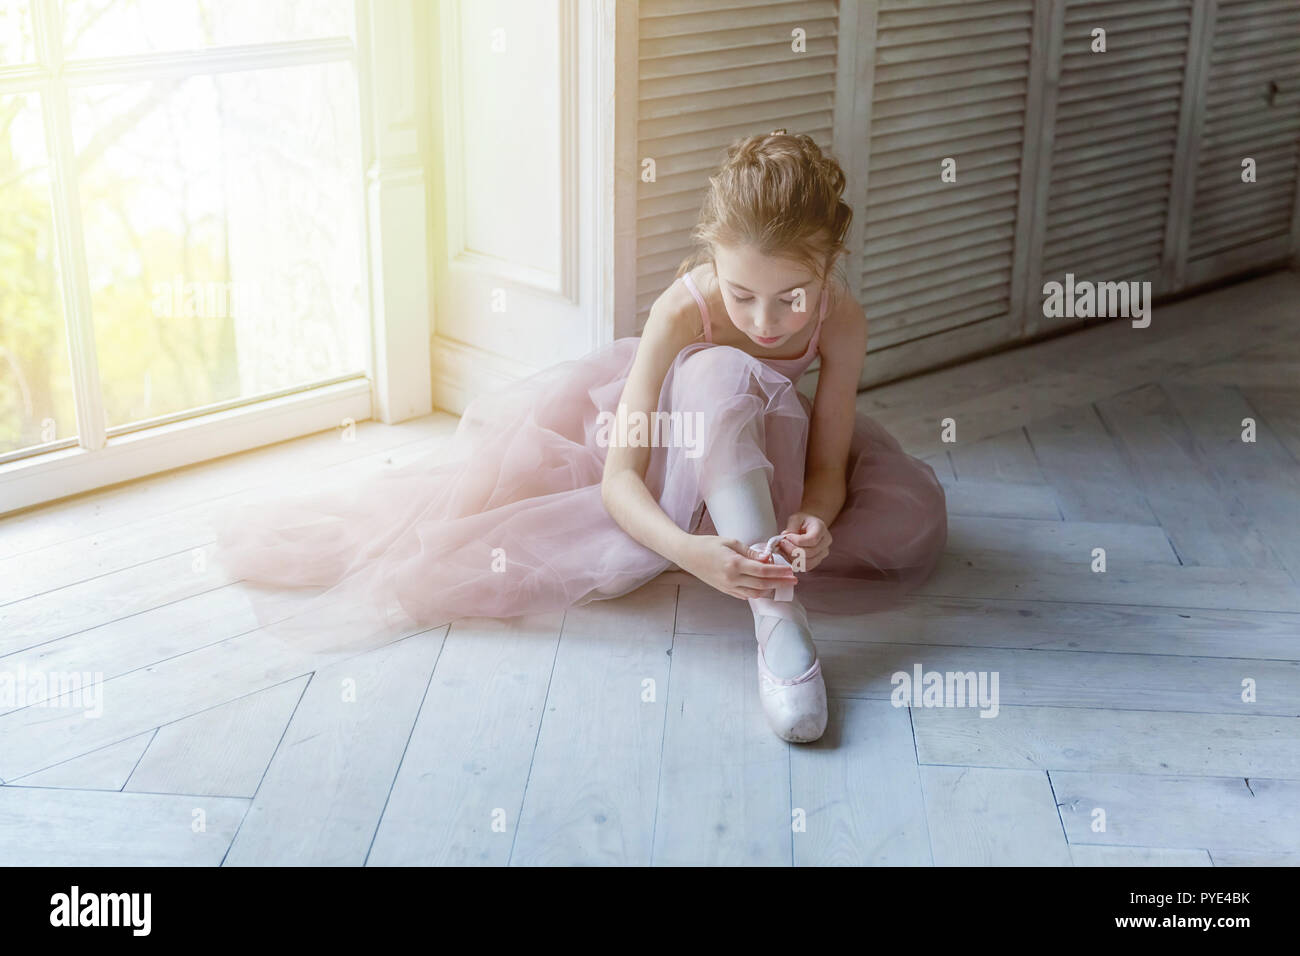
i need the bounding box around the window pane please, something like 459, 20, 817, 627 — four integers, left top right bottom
0, 93, 76, 456
71, 62, 367, 429
61, 0, 353, 59
0, 1, 37, 65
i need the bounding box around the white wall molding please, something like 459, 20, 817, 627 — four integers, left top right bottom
358, 0, 433, 424
430, 334, 540, 415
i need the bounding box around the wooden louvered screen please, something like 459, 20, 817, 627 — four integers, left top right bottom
858, 0, 1034, 357
1185, 0, 1300, 285
1037, 0, 1192, 329
634, 0, 840, 329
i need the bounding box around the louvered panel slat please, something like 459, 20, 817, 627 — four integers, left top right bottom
1053, 116, 1179, 154
1049, 201, 1170, 245
870, 291, 1009, 340
1043, 233, 1168, 276
868, 124, 1024, 171
863, 250, 1015, 300
1061, 40, 1187, 71
1196, 129, 1300, 166
1044, 212, 1171, 268
866, 175, 1020, 224
1052, 143, 1180, 189
641, 38, 838, 81
640, 53, 837, 100
863, 221, 1017, 272
640, 4, 836, 46
874, 44, 1027, 84
1213, 0, 1296, 18
1187, 0, 1300, 266
868, 274, 1011, 328
1193, 183, 1297, 225
1064, 0, 1188, 18
1050, 165, 1173, 204
1042, 1, 1190, 289
1205, 63, 1300, 105
640, 92, 833, 142
1195, 151, 1300, 198
859, 0, 1031, 348
873, 64, 1027, 102
1051, 128, 1181, 170
639, 113, 834, 161
1051, 177, 1173, 221
1058, 66, 1185, 105
866, 188, 1022, 240
868, 300, 1009, 350
868, 144, 1023, 188
634, 0, 841, 326
1201, 108, 1300, 142
1189, 218, 1294, 259
873, 78, 1029, 119
864, 203, 1018, 258
871, 159, 1023, 204
640, 68, 835, 112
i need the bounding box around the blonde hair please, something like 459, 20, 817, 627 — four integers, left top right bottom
675, 130, 852, 289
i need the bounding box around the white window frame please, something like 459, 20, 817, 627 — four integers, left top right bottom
0, 0, 432, 516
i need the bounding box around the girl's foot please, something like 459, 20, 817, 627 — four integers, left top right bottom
747, 536, 827, 743
746, 534, 816, 677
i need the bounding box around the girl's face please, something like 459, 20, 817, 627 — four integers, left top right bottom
713, 244, 823, 349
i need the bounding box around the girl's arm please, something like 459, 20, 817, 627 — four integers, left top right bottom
800, 286, 868, 526
600, 289, 701, 568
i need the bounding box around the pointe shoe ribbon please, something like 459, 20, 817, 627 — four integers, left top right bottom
747, 532, 799, 601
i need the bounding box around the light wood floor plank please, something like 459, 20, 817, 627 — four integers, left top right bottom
0, 629, 321, 780
1026, 404, 1159, 525
125, 677, 309, 798
914, 552, 1299, 612
223, 631, 445, 866
946, 514, 1179, 565
913, 704, 1300, 778
1070, 844, 1212, 866
0, 417, 455, 559
939, 480, 1061, 520
1054, 772, 1300, 853
508, 583, 675, 866
950, 427, 1046, 485
0, 430, 455, 604
1162, 383, 1300, 579
366, 613, 563, 866
652, 633, 790, 866
1210, 848, 1300, 866
791, 699, 931, 866
820, 641, 1300, 716
1096, 384, 1279, 569
11, 733, 154, 790
1240, 386, 1300, 465
920, 766, 1071, 866
0, 551, 235, 658
0, 785, 247, 866
674, 580, 1300, 660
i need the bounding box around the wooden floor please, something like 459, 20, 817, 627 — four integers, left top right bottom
2, 269, 1297, 866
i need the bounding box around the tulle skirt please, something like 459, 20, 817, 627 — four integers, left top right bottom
210, 337, 947, 651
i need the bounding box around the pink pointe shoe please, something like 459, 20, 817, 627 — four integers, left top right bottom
747, 534, 828, 743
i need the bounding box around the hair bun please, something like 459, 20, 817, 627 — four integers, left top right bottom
770, 128, 787, 135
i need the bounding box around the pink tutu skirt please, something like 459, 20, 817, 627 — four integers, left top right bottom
212, 337, 947, 650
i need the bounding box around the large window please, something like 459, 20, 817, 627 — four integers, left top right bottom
0, 0, 368, 465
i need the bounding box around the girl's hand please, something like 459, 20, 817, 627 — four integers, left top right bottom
678, 534, 799, 601
779, 512, 832, 572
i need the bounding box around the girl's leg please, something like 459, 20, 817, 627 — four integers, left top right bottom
704, 465, 817, 678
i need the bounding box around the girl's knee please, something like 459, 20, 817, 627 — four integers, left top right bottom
673, 346, 760, 401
